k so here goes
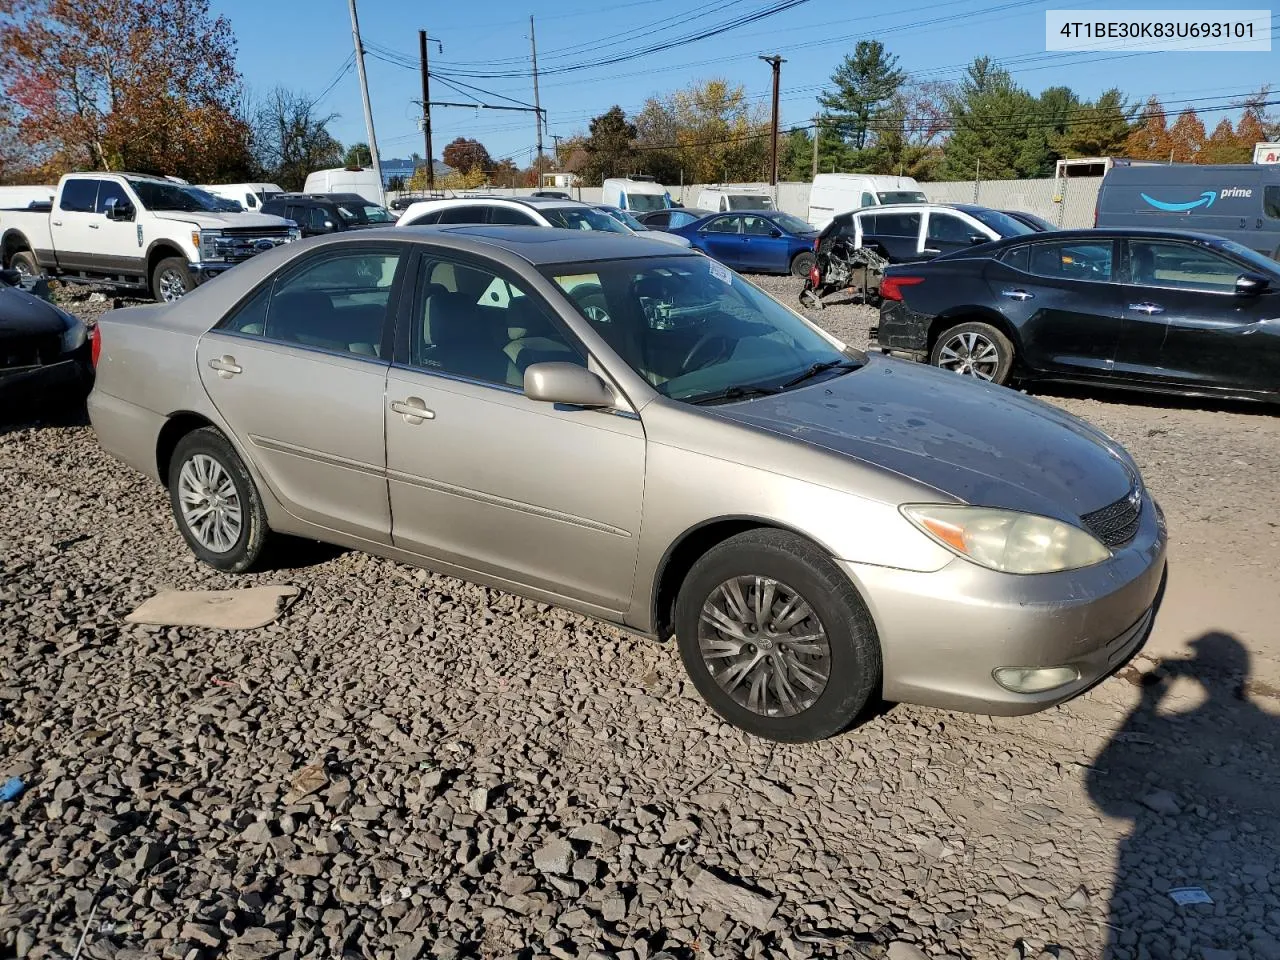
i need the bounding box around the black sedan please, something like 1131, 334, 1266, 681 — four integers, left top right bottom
1000, 210, 1059, 232
0, 269, 91, 408
873, 228, 1280, 403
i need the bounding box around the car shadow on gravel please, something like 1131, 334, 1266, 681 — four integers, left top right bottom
1088, 632, 1280, 959
1027, 382, 1280, 418
0, 401, 90, 438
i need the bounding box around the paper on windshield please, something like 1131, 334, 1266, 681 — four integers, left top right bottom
708, 260, 732, 285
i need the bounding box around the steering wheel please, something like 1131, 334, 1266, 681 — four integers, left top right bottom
571, 283, 611, 323
682, 332, 735, 371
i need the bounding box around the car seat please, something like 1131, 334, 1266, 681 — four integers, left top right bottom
1130, 246, 1156, 285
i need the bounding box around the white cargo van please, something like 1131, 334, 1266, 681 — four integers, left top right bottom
199, 182, 284, 212
303, 167, 384, 205
602, 177, 672, 213
696, 185, 774, 212
806, 174, 926, 229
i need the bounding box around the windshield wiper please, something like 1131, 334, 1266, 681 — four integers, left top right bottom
687, 384, 781, 406
778, 358, 862, 390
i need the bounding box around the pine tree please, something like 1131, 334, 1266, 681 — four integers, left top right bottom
940, 58, 1044, 180
817, 40, 905, 152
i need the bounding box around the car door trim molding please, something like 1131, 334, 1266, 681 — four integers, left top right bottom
248, 434, 385, 478
385, 467, 634, 538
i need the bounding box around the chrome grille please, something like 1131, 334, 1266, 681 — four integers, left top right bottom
1082, 489, 1142, 547
210, 234, 293, 262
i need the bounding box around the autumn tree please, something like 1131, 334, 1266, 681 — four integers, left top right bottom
635, 79, 768, 184
1168, 108, 1206, 163
252, 87, 343, 191
0, 0, 254, 181
859, 80, 951, 179
442, 137, 493, 175
344, 142, 372, 167
1124, 96, 1172, 161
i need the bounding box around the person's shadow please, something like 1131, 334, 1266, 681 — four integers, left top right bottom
1087, 633, 1280, 959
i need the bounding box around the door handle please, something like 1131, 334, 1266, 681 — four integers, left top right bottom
88, 223, 99, 230
922, 247, 941, 255
208, 356, 242, 377
52, 220, 62, 227
1128, 302, 1164, 315
1001, 289, 1034, 301
391, 397, 435, 423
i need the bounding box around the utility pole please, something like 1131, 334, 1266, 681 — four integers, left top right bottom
811, 114, 819, 181
530, 16, 544, 188
347, 0, 385, 206
419, 30, 434, 191
759, 54, 784, 186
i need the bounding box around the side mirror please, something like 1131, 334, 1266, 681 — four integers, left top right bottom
969, 234, 988, 245
104, 197, 134, 221
769, 227, 783, 238
1236, 272, 1270, 296
524, 362, 615, 408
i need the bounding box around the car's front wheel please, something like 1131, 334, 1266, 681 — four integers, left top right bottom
929, 321, 1014, 385
152, 257, 193, 303
167, 427, 270, 572
9, 250, 39, 279
674, 529, 881, 742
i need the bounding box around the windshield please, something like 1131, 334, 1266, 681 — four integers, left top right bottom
128, 179, 225, 213
542, 206, 630, 233
334, 202, 395, 225
967, 208, 1035, 237
625, 192, 670, 212
545, 256, 862, 403
189, 188, 242, 212
770, 212, 816, 234
1217, 239, 1280, 277
1009, 211, 1056, 232
877, 191, 927, 205
601, 207, 646, 231
726, 194, 773, 210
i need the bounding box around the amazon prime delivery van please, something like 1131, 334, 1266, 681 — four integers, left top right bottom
1096, 162, 1280, 259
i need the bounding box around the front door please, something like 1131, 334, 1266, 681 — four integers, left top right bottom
923, 210, 983, 259
86, 179, 146, 278
739, 214, 785, 271
986, 238, 1124, 378
385, 254, 645, 613
1116, 238, 1280, 394
698, 215, 748, 268
196, 245, 407, 543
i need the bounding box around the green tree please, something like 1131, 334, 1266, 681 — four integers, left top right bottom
860, 80, 951, 179
1051, 89, 1131, 162
581, 106, 639, 186
818, 40, 905, 152
779, 126, 814, 181
343, 142, 371, 167
940, 57, 1045, 180
386, 175, 405, 192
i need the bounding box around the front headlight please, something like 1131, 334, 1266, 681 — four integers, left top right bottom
198, 229, 223, 261
58, 310, 87, 353
901, 504, 1110, 574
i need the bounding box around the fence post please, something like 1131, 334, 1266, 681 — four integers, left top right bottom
973, 159, 980, 203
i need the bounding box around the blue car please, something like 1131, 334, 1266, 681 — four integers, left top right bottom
668, 210, 819, 277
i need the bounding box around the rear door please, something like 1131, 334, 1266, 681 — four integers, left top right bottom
861, 210, 924, 262
196, 244, 407, 543
51, 179, 100, 271
986, 238, 1124, 378
697, 215, 747, 267
1115, 237, 1280, 394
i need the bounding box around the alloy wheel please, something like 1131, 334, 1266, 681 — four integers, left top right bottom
158, 269, 188, 302
936, 331, 1000, 380
697, 575, 831, 717
177, 454, 243, 553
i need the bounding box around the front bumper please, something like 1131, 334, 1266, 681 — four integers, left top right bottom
0, 351, 91, 405
189, 262, 232, 285
840, 498, 1168, 715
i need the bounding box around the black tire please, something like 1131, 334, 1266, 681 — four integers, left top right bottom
167, 427, 270, 573
9, 250, 39, 278
151, 256, 193, 303
674, 529, 881, 742
790, 250, 816, 279
929, 320, 1015, 385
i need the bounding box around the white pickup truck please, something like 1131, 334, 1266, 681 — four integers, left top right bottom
0, 172, 300, 302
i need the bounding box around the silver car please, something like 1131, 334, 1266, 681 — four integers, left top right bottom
87, 227, 1167, 742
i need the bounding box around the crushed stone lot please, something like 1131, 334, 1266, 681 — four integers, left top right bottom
2, 280, 1280, 960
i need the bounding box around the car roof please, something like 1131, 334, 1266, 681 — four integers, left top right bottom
339, 224, 698, 265
934, 226, 1265, 255
408, 195, 589, 208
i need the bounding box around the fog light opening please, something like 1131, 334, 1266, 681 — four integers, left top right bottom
992, 665, 1080, 694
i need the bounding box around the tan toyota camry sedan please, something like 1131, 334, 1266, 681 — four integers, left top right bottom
87, 227, 1167, 741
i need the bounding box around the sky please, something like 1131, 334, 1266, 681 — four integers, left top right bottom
214, 0, 1278, 166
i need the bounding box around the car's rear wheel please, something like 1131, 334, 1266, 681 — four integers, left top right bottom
790, 250, 816, 279
152, 257, 193, 303
167, 427, 269, 572
930, 321, 1014, 385
9, 251, 38, 278
674, 529, 881, 742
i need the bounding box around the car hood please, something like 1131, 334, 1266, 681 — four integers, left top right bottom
151, 211, 291, 230
643, 230, 692, 248
0, 284, 68, 341
711, 355, 1137, 522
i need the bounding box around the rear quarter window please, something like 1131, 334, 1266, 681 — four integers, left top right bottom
1001, 245, 1030, 272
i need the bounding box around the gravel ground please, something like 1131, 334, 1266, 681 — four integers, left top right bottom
2, 281, 1279, 960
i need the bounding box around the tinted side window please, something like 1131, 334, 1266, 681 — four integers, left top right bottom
741, 216, 773, 236
407, 208, 442, 226
487, 205, 538, 225
1265, 186, 1280, 220
927, 213, 974, 244
1027, 240, 1114, 281
861, 192, 875, 207
260, 201, 285, 217
284, 205, 304, 223
436, 205, 490, 225
414, 258, 583, 388
59, 179, 98, 213
308, 206, 331, 230
94, 180, 130, 214
876, 212, 920, 237
703, 216, 739, 234
1001, 245, 1030, 273
1129, 241, 1241, 292
218, 250, 402, 356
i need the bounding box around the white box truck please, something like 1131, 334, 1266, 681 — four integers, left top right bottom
806, 174, 926, 229
303, 167, 384, 205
